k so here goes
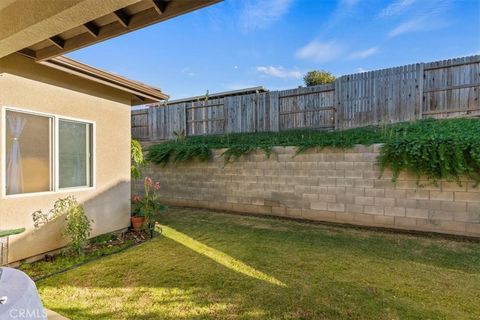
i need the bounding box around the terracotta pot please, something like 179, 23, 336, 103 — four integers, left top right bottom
131, 216, 145, 231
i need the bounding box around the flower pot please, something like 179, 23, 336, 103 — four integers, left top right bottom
131, 216, 145, 231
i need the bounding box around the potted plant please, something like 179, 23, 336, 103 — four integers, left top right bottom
131, 177, 166, 236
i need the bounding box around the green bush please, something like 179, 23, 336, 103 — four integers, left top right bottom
146, 119, 480, 185
131, 139, 145, 179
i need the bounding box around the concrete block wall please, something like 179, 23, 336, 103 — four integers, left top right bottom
134, 145, 480, 237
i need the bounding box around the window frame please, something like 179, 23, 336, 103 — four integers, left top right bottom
1, 106, 96, 198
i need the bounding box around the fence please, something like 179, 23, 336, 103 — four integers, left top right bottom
132, 55, 480, 141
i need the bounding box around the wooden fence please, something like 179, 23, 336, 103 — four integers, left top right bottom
132, 55, 480, 141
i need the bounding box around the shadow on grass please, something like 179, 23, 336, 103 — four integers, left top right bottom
37, 208, 480, 319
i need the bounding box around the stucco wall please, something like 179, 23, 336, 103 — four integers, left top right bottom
0, 54, 132, 263
136, 145, 480, 238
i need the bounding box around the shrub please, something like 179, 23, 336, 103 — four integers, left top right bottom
33, 196, 93, 256
131, 139, 145, 179
303, 70, 336, 86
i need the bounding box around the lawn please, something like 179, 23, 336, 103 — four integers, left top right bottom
38, 207, 480, 319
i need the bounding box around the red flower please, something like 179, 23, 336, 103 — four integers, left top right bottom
132, 195, 141, 203
144, 177, 153, 188
154, 182, 161, 190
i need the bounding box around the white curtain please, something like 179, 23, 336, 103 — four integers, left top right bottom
7, 114, 26, 194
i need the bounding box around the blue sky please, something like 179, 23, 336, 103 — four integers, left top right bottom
68, 0, 480, 100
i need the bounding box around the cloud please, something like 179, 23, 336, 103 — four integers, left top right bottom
295, 40, 345, 63
379, 0, 416, 17
348, 47, 379, 59
387, 0, 451, 37
256, 66, 302, 79
239, 0, 294, 32
355, 67, 368, 73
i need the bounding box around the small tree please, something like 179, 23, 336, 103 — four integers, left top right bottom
303, 70, 336, 86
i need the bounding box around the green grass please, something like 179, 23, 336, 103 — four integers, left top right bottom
38, 208, 480, 319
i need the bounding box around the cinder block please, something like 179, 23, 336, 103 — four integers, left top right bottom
328, 203, 345, 212
467, 182, 480, 193
385, 189, 406, 198
467, 202, 480, 213
311, 201, 328, 210
406, 189, 430, 200
344, 153, 364, 162
318, 177, 337, 186
336, 178, 354, 187
272, 206, 286, 216
455, 192, 480, 202
466, 223, 480, 235
362, 153, 378, 162
336, 162, 354, 170
441, 201, 467, 212
317, 162, 336, 170
363, 170, 379, 179
373, 215, 395, 225
318, 194, 337, 203
394, 216, 417, 227
286, 207, 303, 218
302, 193, 318, 201
430, 191, 454, 201
429, 210, 454, 221
416, 200, 442, 210
384, 206, 406, 217
363, 205, 384, 215
336, 193, 355, 204
396, 198, 417, 209
354, 213, 375, 223
374, 197, 396, 207
442, 181, 467, 192
439, 221, 466, 233
354, 179, 375, 188
327, 186, 346, 194
345, 187, 365, 196
346, 204, 364, 213
406, 208, 429, 219
354, 162, 374, 170
310, 186, 328, 194
335, 212, 355, 222
355, 196, 374, 206
364, 188, 385, 197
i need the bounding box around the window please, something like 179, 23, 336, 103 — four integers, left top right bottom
59, 120, 93, 189
3, 109, 94, 196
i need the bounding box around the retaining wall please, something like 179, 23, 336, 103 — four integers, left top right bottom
134, 145, 480, 237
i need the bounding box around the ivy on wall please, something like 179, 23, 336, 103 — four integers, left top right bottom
146, 119, 480, 184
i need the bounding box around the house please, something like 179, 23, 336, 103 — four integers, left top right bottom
0, 0, 221, 265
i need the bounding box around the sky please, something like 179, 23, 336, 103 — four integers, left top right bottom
68, 0, 480, 100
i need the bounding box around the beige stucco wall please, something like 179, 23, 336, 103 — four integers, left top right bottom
0, 54, 132, 263
136, 145, 480, 238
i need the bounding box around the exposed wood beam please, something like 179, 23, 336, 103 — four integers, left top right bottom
17, 48, 37, 58
151, 0, 170, 15
83, 22, 100, 37
48, 36, 65, 49
113, 9, 130, 28
33, 0, 223, 61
